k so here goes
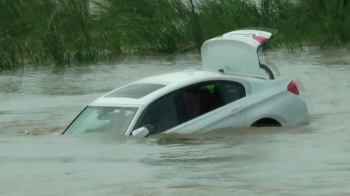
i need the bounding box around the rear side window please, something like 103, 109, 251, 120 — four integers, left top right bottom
105, 83, 166, 99
217, 81, 246, 104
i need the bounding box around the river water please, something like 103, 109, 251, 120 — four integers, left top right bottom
1, 47, 350, 195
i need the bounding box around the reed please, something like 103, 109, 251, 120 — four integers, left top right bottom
1, 0, 349, 70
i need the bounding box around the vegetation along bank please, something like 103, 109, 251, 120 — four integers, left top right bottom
0, 0, 349, 70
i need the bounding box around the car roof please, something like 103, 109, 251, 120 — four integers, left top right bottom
90, 70, 264, 107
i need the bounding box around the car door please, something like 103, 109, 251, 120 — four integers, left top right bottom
130, 91, 188, 136
176, 80, 247, 134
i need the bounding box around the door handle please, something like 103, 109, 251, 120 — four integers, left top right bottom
230, 107, 244, 115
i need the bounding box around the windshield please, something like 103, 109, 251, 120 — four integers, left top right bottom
63, 106, 138, 135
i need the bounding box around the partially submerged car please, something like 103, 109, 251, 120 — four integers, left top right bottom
62, 28, 310, 137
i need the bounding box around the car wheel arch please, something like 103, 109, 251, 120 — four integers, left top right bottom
250, 117, 282, 127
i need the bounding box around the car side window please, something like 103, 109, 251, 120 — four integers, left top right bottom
133, 93, 180, 135
216, 81, 246, 104
177, 80, 246, 122
132, 80, 246, 135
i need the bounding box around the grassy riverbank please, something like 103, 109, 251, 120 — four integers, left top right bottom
0, 0, 349, 70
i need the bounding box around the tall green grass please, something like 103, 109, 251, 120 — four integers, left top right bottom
1, 0, 350, 70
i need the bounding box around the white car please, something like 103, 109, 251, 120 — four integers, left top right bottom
62, 28, 310, 137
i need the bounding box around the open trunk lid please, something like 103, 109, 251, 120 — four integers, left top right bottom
201, 28, 277, 79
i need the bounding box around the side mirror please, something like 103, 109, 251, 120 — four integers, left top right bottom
132, 127, 149, 137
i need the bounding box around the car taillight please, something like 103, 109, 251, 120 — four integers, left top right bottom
287, 80, 299, 95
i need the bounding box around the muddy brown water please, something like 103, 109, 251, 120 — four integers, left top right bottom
1, 48, 350, 195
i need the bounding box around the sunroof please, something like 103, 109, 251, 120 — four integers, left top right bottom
105, 83, 166, 99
